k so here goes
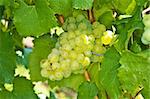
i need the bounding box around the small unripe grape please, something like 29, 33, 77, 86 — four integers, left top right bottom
81, 57, 90, 67
78, 22, 87, 30
41, 69, 50, 78
67, 23, 77, 31
68, 17, 76, 23
54, 72, 63, 80
76, 14, 85, 22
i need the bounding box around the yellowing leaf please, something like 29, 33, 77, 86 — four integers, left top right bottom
4, 83, 13, 92
14, 64, 30, 80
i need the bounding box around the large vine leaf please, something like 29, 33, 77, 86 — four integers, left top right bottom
0, 77, 37, 99
73, 0, 93, 10
97, 46, 121, 98
14, 0, 57, 36
118, 50, 150, 98
29, 34, 57, 81
49, 74, 86, 91
78, 82, 98, 99
0, 32, 16, 84
48, 0, 73, 17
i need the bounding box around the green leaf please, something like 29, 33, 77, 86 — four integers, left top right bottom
112, 0, 134, 14
49, 74, 86, 91
13, 77, 37, 99
87, 63, 100, 83
48, 0, 73, 17
73, 0, 93, 10
78, 82, 98, 99
0, 0, 10, 6
0, 32, 16, 84
114, 6, 144, 53
0, 78, 37, 99
29, 34, 57, 81
118, 51, 150, 98
97, 46, 121, 98
14, 0, 57, 36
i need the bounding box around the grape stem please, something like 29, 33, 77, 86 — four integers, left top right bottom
56, 14, 64, 25
87, 9, 95, 23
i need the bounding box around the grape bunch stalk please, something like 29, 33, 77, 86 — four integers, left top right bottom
40, 14, 107, 81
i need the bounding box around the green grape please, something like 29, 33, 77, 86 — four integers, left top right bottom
77, 54, 84, 63
60, 50, 69, 59
92, 22, 101, 29
54, 71, 63, 81
143, 14, 150, 28
95, 38, 103, 45
40, 59, 49, 68
59, 37, 68, 45
76, 14, 85, 22
61, 44, 72, 51
92, 45, 106, 54
142, 29, 150, 42
69, 51, 77, 60
71, 61, 81, 72
78, 22, 87, 30
68, 17, 76, 23
41, 69, 50, 78
67, 31, 76, 39
75, 30, 81, 36
48, 54, 59, 63
67, 23, 77, 31
69, 39, 76, 48
51, 48, 60, 55
81, 57, 90, 67
51, 62, 60, 70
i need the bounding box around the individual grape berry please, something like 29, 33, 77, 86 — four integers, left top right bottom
68, 17, 76, 23
67, 23, 77, 31
76, 14, 85, 22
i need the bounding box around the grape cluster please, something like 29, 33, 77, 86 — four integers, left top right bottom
40, 15, 106, 81
141, 14, 150, 45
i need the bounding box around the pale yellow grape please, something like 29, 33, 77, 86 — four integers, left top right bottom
48, 54, 59, 63
81, 57, 90, 67
60, 50, 69, 59
71, 61, 81, 72
41, 69, 50, 78
77, 54, 85, 63
51, 62, 60, 70
40, 59, 49, 68
69, 51, 78, 60
67, 31, 76, 39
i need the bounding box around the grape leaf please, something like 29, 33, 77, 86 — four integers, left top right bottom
0, 32, 16, 84
29, 34, 57, 81
73, 0, 93, 10
97, 46, 121, 98
114, 6, 144, 53
48, 0, 73, 17
118, 51, 150, 98
14, 0, 57, 36
87, 63, 100, 83
49, 74, 86, 91
0, 0, 10, 6
13, 77, 37, 99
78, 82, 98, 99
0, 77, 37, 99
